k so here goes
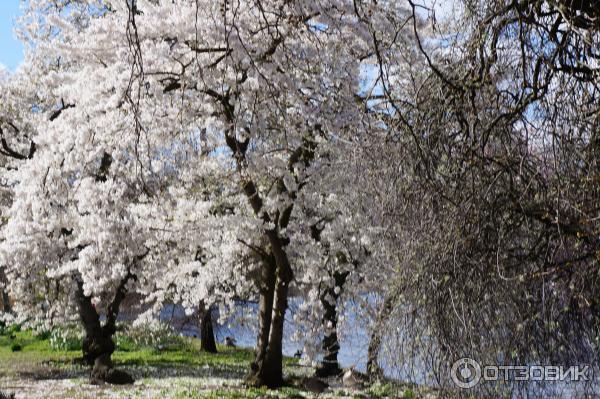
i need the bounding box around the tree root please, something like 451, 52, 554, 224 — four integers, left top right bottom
90, 354, 135, 385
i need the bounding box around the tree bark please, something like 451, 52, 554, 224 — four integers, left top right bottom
0, 267, 11, 314
248, 254, 276, 382
74, 274, 135, 385
76, 280, 113, 366
366, 291, 398, 379
316, 271, 348, 377
260, 260, 292, 387
218, 96, 314, 389
199, 302, 217, 353
0, 290, 9, 314
247, 235, 293, 388
233, 167, 296, 388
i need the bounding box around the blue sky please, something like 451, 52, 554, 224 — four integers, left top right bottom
0, 1, 24, 71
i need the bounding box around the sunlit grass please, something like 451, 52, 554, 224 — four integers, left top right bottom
0, 327, 417, 398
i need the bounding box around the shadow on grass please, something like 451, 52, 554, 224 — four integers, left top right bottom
6, 346, 256, 383
113, 346, 254, 378
1, 332, 320, 398
9, 359, 89, 382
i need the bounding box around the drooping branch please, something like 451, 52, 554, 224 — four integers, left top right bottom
0, 125, 36, 160
49, 99, 75, 121
1, 97, 77, 161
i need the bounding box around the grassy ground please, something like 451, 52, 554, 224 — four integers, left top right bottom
0, 328, 430, 399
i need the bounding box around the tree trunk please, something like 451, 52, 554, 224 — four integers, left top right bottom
316, 271, 348, 377
260, 267, 292, 387
76, 281, 114, 366
0, 267, 10, 314
224, 126, 311, 389
74, 275, 135, 385
247, 246, 292, 389
0, 289, 9, 314
366, 324, 383, 379
199, 302, 217, 353
237, 177, 295, 389
248, 254, 276, 382
366, 291, 398, 380
316, 285, 342, 377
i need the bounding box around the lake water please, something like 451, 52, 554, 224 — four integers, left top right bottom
158, 299, 600, 398
160, 299, 372, 372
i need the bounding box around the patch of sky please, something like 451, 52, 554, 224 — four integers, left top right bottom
0, 1, 24, 71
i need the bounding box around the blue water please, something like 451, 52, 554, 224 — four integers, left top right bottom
159, 298, 372, 372
157, 300, 600, 398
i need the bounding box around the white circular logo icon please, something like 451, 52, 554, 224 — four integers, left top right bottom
451, 358, 481, 389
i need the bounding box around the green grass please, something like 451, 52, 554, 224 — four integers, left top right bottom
113, 343, 255, 378
0, 330, 81, 360
0, 327, 421, 398
0, 329, 258, 379
0, 330, 84, 380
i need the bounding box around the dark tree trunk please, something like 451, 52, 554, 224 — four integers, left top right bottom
366, 291, 398, 379
199, 303, 217, 353
223, 122, 313, 389
248, 254, 276, 382
316, 285, 342, 377
316, 271, 348, 377
237, 177, 296, 389
260, 266, 292, 387
74, 273, 135, 385
366, 325, 383, 379
247, 238, 293, 389
0, 267, 10, 314
0, 290, 9, 314
76, 281, 114, 366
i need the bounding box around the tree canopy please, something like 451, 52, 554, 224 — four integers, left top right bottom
0, 0, 597, 396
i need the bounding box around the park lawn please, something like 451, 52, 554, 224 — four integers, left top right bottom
0, 330, 82, 377
0, 329, 420, 399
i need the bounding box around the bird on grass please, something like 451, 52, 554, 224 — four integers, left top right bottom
342, 366, 365, 390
